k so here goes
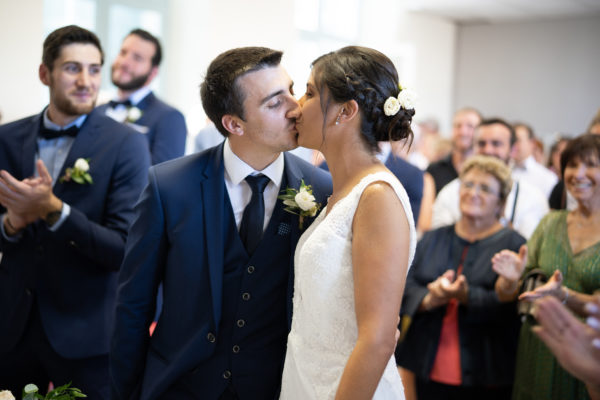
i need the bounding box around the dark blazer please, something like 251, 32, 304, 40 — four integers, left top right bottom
384, 154, 423, 224
396, 226, 525, 387
110, 143, 332, 400
97, 92, 187, 165
0, 108, 150, 359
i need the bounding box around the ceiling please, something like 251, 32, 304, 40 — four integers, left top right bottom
400, 0, 600, 23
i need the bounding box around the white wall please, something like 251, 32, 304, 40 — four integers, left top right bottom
455, 16, 600, 142
0, 0, 46, 124
0, 0, 456, 144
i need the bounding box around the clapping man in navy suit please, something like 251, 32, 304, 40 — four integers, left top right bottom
111, 47, 332, 400
97, 28, 187, 165
0, 25, 150, 398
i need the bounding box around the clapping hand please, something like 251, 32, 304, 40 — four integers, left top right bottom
519, 269, 564, 302
492, 244, 527, 282
0, 160, 60, 231
532, 295, 600, 397
423, 269, 469, 310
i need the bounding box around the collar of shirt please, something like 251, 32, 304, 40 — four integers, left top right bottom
113, 86, 152, 108
42, 108, 87, 130
223, 138, 284, 231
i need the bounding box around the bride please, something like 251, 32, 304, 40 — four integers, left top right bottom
280, 46, 417, 399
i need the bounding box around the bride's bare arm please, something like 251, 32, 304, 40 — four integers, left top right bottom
335, 182, 411, 400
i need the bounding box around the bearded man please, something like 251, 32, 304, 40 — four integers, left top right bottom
98, 28, 187, 165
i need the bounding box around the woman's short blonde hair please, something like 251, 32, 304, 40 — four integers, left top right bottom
460, 155, 513, 204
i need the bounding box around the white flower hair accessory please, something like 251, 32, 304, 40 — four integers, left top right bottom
383, 84, 417, 116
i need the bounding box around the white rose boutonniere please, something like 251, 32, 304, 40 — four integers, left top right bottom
0, 390, 15, 400
126, 106, 143, 123
60, 158, 93, 184
278, 179, 321, 229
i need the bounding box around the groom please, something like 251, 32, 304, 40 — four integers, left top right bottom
110, 47, 332, 399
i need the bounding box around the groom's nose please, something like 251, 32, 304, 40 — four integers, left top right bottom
286, 98, 301, 120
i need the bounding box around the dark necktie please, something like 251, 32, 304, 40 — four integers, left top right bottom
239, 174, 270, 255
39, 124, 79, 140
108, 99, 132, 108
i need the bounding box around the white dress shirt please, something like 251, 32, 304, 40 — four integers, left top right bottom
223, 138, 284, 232
511, 156, 558, 199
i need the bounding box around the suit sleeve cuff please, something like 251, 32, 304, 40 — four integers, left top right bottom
1, 213, 22, 242
48, 203, 71, 232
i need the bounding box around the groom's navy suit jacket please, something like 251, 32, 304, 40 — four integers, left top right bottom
111, 143, 332, 400
0, 108, 150, 358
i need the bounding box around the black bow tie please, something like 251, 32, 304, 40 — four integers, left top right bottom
108, 99, 132, 108
39, 124, 80, 140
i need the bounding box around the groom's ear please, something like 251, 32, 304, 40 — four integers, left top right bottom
221, 114, 244, 136
338, 99, 359, 124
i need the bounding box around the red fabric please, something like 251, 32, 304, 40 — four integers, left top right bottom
429, 246, 469, 386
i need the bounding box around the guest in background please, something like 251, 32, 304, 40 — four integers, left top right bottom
431, 118, 549, 239
396, 155, 525, 400
426, 108, 481, 195
548, 136, 570, 177
511, 123, 557, 198
588, 108, 600, 135
492, 133, 600, 400
0, 25, 149, 398
97, 28, 187, 164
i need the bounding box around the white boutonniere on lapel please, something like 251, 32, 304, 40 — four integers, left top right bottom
126, 106, 143, 123
278, 180, 321, 229
59, 158, 93, 184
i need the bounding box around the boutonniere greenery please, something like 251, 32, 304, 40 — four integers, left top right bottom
278, 179, 321, 229
0, 382, 86, 400
59, 158, 93, 184
126, 106, 143, 123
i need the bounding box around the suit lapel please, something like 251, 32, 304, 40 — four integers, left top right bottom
201, 143, 226, 328
52, 112, 99, 197
20, 114, 40, 179
282, 153, 304, 329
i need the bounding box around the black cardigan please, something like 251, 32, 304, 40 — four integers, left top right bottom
396, 225, 525, 387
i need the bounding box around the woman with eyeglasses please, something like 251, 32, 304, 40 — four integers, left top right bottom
396, 155, 525, 400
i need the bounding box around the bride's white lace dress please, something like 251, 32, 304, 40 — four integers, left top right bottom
280, 172, 416, 400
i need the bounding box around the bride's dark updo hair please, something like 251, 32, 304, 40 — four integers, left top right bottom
311, 46, 415, 152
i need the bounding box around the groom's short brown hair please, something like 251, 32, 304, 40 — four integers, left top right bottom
200, 47, 283, 137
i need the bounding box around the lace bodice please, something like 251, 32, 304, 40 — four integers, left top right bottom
281, 172, 416, 400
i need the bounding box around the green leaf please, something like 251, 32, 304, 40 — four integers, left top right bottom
72, 175, 84, 184
83, 173, 93, 184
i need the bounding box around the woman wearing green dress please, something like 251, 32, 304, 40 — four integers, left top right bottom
492, 133, 600, 400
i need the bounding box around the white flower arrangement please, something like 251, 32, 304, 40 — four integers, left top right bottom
383, 84, 417, 116
126, 106, 143, 123
60, 158, 93, 184
278, 180, 321, 229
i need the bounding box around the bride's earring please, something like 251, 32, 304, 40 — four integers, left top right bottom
335, 109, 344, 125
